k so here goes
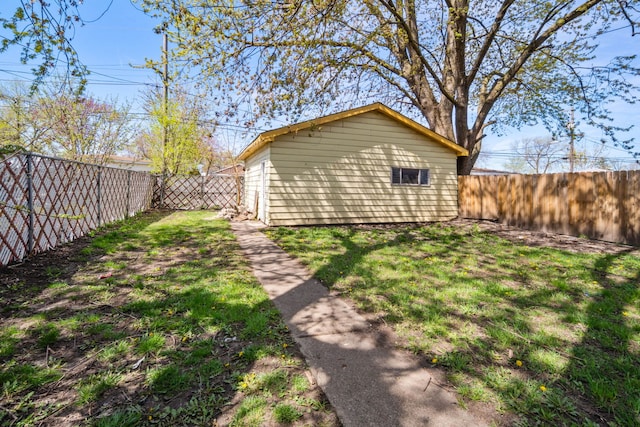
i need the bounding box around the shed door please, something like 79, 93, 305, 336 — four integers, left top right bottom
258, 160, 266, 222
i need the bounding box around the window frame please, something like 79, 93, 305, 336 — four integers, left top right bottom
391, 167, 430, 186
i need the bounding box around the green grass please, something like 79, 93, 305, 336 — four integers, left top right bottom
76, 372, 122, 404
236, 369, 290, 396
0, 326, 22, 358
273, 403, 303, 423
0, 211, 336, 426
137, 333, 165, 355
34, 323, 60, 349
231, 396, 268, 427
146, 364, 191, 395
0, 361, 62, 397
267, 222, 640, 425
92, 407, 142, 427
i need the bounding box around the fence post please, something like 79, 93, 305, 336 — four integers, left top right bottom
97, 166, 102, 227
236, 176, 242, 207
26, 153, 34, 254
200, 174, 205, 209
160, 173, 165, 208
126, 170, 132, 218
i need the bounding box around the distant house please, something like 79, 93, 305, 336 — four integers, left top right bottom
238, 103, 468, 226
213, 164, 244, 176
104, 155, 152, 172
471, 168, 513, 176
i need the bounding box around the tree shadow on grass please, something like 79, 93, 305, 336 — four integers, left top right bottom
0, 211, 337, 427
0, 210, 174, 315
564, 252, 640, 425
266, 223, 640, 425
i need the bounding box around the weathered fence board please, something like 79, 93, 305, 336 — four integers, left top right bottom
459, 171, 640, 246
630, 172, 640, 243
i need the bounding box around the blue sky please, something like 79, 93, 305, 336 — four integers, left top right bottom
1, 1, 639, 169
0, 1, 160, 110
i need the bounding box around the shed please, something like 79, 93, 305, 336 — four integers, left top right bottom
238, 103, 468, 226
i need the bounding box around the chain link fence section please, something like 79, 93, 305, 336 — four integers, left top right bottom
153, 174, 243, 210
0, 153, 154, 267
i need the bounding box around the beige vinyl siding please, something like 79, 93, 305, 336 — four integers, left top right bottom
267, 110, 459, 226
243, 145, 270, 221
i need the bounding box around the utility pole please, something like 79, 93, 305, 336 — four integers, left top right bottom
159, 31, 170, 207
162, 31, 169, 174
14, 98, 21, 146
567, 108, 576, 173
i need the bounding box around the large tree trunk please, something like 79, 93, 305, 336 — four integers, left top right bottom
457, 156, 473, 175
433, 118, 477, 175
456, 130, 480, 175
446, 1, 474, 175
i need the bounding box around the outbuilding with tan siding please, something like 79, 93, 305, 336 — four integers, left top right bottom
238, 103, 468, 226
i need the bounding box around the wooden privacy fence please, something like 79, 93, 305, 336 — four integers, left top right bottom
459, 171, 640, 246
0, 153, 155, 266
153, 174, 243, 210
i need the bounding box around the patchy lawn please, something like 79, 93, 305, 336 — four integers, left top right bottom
0, 210, 339, 427
266, 221, 640, 426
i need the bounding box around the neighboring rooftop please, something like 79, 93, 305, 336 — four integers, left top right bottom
104, 155, 152, 172
471, 168, 514, 176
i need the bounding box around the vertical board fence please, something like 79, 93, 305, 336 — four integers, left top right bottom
459, 171, 640, 246
0, 153, 154, 267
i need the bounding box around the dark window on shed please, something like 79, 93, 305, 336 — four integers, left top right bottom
391, 167, 430, 186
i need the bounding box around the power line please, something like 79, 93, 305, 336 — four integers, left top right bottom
82, 0, 115, 23
481, 150, 638, 162
0, 69, 155, 87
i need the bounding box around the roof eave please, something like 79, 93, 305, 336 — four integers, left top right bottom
238, 135, 274, 161
238, 103, 469, 159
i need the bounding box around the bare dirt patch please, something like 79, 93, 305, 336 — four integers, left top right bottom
450, 218, 640, 255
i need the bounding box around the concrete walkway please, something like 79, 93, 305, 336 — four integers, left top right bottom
231, 220, 484, 427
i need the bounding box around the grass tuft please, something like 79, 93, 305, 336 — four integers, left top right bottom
76, 371, 121, 404
273, 403, 303, 423
137, 333, 165, 355
231, 396, 268, 427
34, 323, 60, 349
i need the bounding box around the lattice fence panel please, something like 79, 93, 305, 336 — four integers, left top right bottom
0, 154, 29, 266
155, 174, 242, 210
100, 167, 130, 224
30, 156, 100, 253
203, 175, 243, 208
129, 171, 154, 216
151, 175, 162, 208
162, 175, 202, 210
0, 153, 156, 267
2, 153, 245, 267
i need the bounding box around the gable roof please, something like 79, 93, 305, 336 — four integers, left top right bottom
237, 102, 468, 160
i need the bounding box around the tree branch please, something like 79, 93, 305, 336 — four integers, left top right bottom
467, 0, 516, 86
376, 0, 458, 106
473, 0, 603, 137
